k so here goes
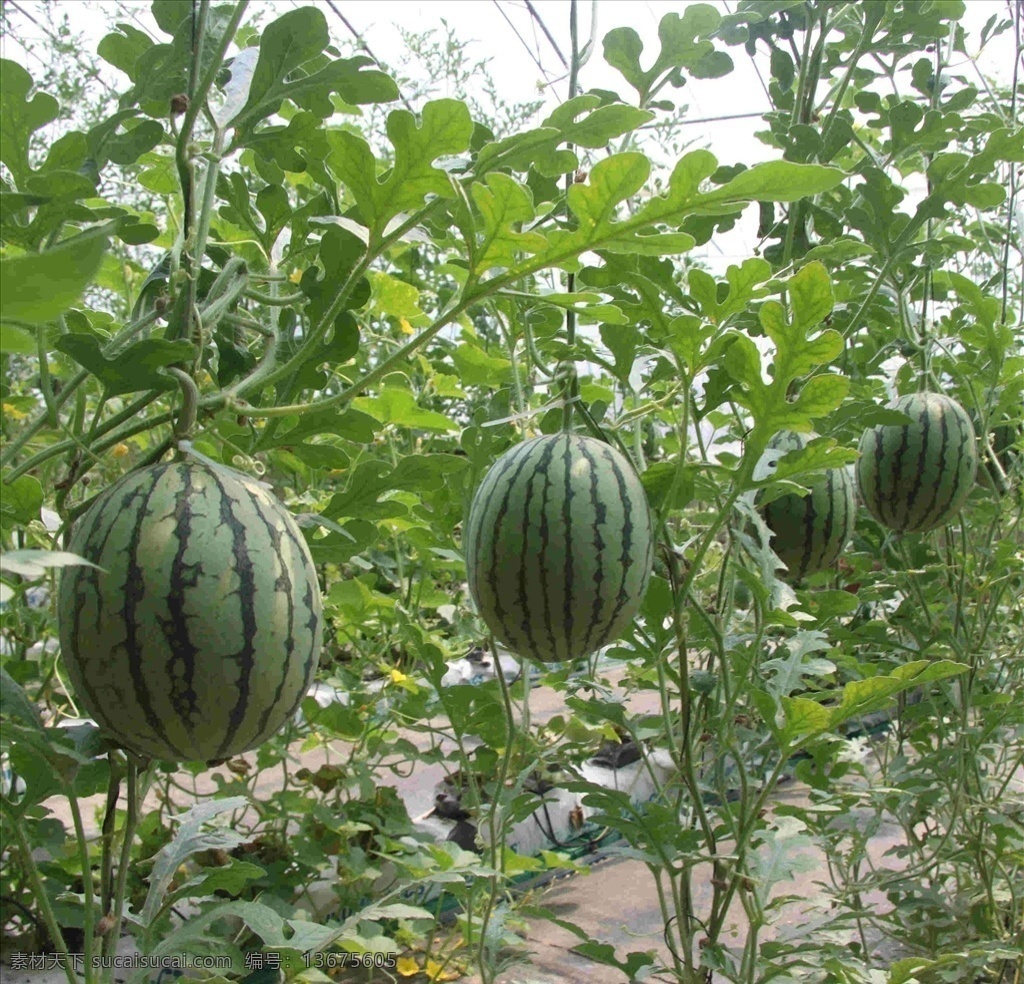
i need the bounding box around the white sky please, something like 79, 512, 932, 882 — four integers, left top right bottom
0, 0, 1018, 271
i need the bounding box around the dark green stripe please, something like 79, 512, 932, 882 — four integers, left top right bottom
561, 436, 576, 661
123, 468, 183, 759
516, 438, 557, 660
482, 439, 545, 654
581, 438, 608, 657
246, 486, 301, 749
164, 466, 203, 735
595, 443, 639, 643
210, 469, 261, 760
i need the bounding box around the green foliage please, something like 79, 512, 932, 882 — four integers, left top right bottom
0, 0, 1021, 980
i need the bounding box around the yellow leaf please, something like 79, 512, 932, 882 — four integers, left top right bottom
399, 317, 415, 335
396, 956, 420, 978
2, 403, 28, 421
425, 959, 460, 981
390, 668, 408, 684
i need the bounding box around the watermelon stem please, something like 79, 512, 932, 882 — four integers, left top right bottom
99, 755, 123, 923
101, 757, 145, 972
66, 783, 98, 976
167, 367, 200, 441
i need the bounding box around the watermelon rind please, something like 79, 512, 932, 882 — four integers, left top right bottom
57, 461, 323, 763
464, 434, 653, 664
759, 431, 855, 581
856, 391, 978, 533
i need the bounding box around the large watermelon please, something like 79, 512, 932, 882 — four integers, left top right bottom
856, 392, 978, 533
57, 461, 323, 762
759, 431, 855, 581
464, 434, 653, 663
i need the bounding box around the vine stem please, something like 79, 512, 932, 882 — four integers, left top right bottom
818, 3, 883, 154
0, 796, 78, 984
0, 309, 164, 470
66, 787, 97, 981
232, 202, 443, 400
99, 755, 124, 921
102, 758, 144, 975
167, 367, 200, 440
475, 639, 522, 984
560, 0, 582, 434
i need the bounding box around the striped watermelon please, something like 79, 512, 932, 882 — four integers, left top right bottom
759, 432, 855, 581
57, 461, 323, 762
464, 434, 653, 663
856, 392, 978, 533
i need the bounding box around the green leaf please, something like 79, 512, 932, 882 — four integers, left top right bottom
599, 323, 640, 383
0, 226, 110, 325
0, 667, 43, 731
788, 261, 834, 332
55, 335, 195, 396
269, 406, 377, 447
255, 183, 291, 248
134, 796, 250, 929
0, 549, 100, 577
504, 151, 843, 279
571, 941, 655, 978
689, 158, 846, 211
603, 7, 725, 103
0, 477, 42, 526
781, 660, 969, 743
322, 454, 469, 522
97, 22, 154, 81
353, 386, 457, 432
105, 119, 164, 167
475, 96, 652, 178
231, 7, 397, 133
546, 96, 654, 149
761, 630, 835, 698
328, 99, 473, 236
642, 460, 696, 512
0, 60, 59, 187
164, 859, 266, 910
470, 172, 548, 274
0, 324, 35, 354
450, 340, 514, 387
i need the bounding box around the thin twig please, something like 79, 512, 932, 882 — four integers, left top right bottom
524, 0, 568, 68
491, 0, 560, 92
323, 0, 417, 114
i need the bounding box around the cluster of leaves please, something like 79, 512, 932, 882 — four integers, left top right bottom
0, 0, 1022, 981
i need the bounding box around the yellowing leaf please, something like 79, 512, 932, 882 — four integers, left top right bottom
425, 959, 461, 982
396, 956, 420, 977
2, 403, 28, 421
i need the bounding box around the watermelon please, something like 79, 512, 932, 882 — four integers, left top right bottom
57, 461, 323, 762
464, 434, 653, 663
759, 431, 855, 581
856, 392, 978, 533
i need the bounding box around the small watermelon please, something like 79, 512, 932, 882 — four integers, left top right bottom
464, 434, 653, 663
856, 392, 977, 533
759, 431, 855, 581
